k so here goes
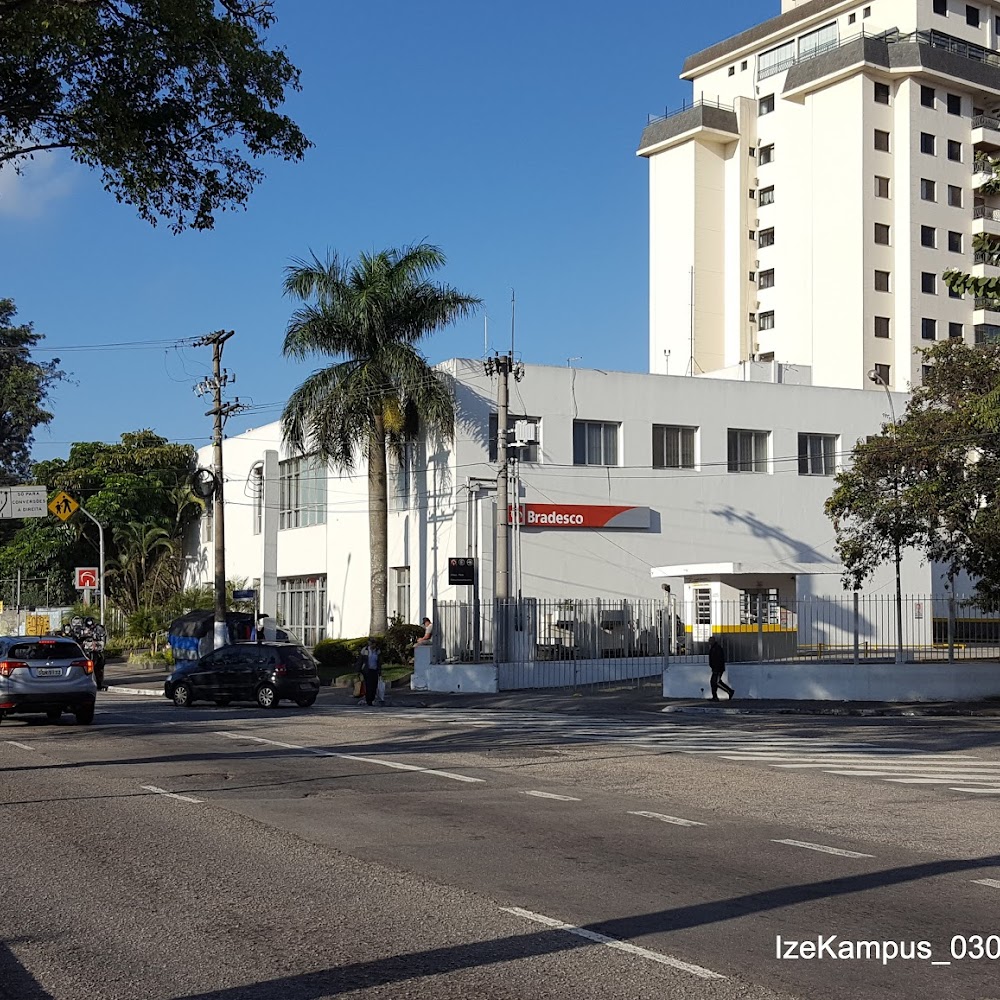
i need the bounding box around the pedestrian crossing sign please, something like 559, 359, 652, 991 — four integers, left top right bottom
48, 491, 79, 521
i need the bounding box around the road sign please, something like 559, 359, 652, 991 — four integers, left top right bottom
448, 557, 476, 586
49, 491, 79, 521
233, 589, 257, 600
75, 567, 99, 589
0, 486, 48, 519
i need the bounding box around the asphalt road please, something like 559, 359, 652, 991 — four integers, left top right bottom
2, 692, 999, 1000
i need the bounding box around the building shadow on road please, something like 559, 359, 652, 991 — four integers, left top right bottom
171, 854, 1000, 1000
0, 941, 55, 999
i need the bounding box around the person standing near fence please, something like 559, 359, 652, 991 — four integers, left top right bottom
361, 638, 382, 707
708, 635, 734, 700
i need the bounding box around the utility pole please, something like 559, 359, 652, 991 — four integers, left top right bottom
194, 330, 245, 650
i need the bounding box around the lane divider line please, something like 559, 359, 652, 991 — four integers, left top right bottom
214, 731, 484, 784
951, 787, 1000, 795
5, 741, 33, 751
972, 878, 1000, 889
772, 839, 874, 859
141, 784, 203, 804
627, 811, 705, 827
523, 790, 582, 802
500, 906, 725, 980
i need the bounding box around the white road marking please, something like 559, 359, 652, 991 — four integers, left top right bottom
141, 784, 203, 804
5, 741, 33, 751
628, 810, 705, 827
500, 906, 725, 979
214, 731, 484, 784
524, 790, 582, 802
772, 839, 874, 859
951, 787, 1000, 795
972, 878, 1000, 888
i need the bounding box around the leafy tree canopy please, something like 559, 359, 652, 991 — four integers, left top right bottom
0, 0, 310, 231
0, 298, 67, 487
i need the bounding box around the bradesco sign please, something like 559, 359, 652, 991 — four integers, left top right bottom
509, 504, 651, 529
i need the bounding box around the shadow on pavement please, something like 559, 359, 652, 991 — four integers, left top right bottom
0, 941, 55, 999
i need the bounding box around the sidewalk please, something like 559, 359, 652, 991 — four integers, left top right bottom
101, 662, 1000, 717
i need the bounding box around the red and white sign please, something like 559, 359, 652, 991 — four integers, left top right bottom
508, 504, 651, 529
75, 567, 99, 589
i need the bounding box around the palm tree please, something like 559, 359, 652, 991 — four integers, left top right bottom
281, 244, 481, 635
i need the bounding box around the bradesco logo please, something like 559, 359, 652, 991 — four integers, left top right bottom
509, 504, 651, 529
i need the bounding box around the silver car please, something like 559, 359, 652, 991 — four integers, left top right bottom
0, 635, 98, 725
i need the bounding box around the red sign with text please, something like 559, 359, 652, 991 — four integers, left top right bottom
508, 504, 650, 529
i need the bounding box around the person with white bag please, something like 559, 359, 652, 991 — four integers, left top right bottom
359, 638, 383, 707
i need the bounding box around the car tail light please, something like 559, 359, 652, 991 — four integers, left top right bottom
275, 662, 287, 675
71, 658, 94, 675
0, 660, 29, 677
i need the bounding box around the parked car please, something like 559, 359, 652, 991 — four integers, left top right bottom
164, 641, 320, 709
0, 636, 97, 725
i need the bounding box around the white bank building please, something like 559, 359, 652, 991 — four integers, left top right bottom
186, 359, 930, 654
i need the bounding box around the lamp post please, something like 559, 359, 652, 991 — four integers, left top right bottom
868, 368, 904, 663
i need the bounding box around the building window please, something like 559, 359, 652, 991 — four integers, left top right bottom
920, 132, 936, 155
875, 316, 891, 338
759, 268, 775, 289
489, 413, 540, 463
921, 178, 937, 202
950, 321, 964, 339
921, 225, 936, 248
874, 175, 890, 198
392, 566, 411, 623
278, 454, 328, 530
798, 433, 838, 476
849, 11, 857, 23
863, 5, 871, 16
727, 429, 769, 474
948, 184, 963, 208
875, 222, 891, 244
573, 420, 619, 466
874, 128, 890, 151
200, 502, 213, 544
874, 81, 890, 104
875, 270, 891, 291
759, 94, 775, 115
922, 272, 937, 294
934, 0, 947, 14
251, 465, 263, 536
967, 4, 980, 28
922, 363, 933, 381
759, 144, 774, 164
728, 66, 735, 76
947, 93, 962, 115
759, 228, 775, 247
741, 60, 748, 70
922, 317, 938, 340
921, 85, 936, 108
799, 22, 839, 60
874, 363, 891, 386
275, 575, 327, 646
652, 425, 696, 469
948, 139, 963, 161
759, 310, 775, 330
949, 231, 963, 252
759, 186, 775, 206
395, 442, 413, 506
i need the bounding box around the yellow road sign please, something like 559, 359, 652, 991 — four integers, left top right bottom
48, 491, 79, 521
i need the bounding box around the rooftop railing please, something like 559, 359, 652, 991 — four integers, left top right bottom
645, 96, 734, 127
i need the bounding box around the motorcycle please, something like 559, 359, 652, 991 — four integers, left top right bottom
70, 619, 107, 691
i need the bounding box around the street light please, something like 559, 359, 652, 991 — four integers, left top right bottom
868, 368, 904, 663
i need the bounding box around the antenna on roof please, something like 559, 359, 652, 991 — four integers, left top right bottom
510, 288, 515, 358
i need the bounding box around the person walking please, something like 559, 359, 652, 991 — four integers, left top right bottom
708, 635, 734, 700
360, 638, 382, 707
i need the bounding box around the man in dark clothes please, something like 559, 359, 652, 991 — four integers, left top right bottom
708, 635, 735, 700
360, 638, 382, 707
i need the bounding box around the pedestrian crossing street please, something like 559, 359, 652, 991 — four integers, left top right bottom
388, 709, 1000, 796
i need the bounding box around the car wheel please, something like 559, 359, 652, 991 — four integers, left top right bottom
46, 709, 61, 722
75, 706, 95, 726
256, 684, 278, 709
172, 682, 194, 708
295, 694, 317, 708
214, 697, 231, 707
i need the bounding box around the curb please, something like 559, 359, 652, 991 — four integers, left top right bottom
661, 704, 998, 718
105, 686, 163, 698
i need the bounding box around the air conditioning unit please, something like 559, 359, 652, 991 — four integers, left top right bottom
513, 419, 538, 444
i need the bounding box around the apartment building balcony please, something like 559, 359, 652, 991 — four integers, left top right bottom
973, 204, 1000, 235
974, 323, 1000, 345
974, 297, 1000, 324
973, 157, 997, 188
973, 115, 1000, 151
637, 98, 738, 157
973, 249, 1000, 278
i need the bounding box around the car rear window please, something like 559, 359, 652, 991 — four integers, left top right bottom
285, 648, 318, 669
9, 640, 83, 660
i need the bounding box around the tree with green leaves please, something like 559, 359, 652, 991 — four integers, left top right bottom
826, 340, 1000, 606
281, 244, 481, 634
0, 0, 310, 231
0, 298, 67, 486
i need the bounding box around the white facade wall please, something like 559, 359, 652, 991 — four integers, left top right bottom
187, 360, 930, 640
643, 0, 1000, 391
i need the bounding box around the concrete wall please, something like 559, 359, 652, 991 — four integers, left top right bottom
663, 659, 1000, 701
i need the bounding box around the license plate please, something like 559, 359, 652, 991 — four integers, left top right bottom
36, 668, 62, 677
300, 683, 314, 690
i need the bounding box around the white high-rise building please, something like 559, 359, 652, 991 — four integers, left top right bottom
639, 0, 1000, 391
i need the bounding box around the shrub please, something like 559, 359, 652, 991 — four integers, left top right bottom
383, 621, 424, 664
312, 637, 368, 675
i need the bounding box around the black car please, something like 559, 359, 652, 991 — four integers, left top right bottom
164, 641, 320, 709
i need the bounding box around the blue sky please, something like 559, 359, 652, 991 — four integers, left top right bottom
1, 0, 775, 464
